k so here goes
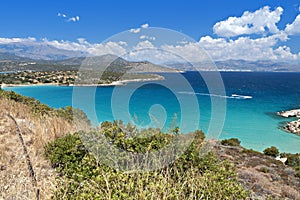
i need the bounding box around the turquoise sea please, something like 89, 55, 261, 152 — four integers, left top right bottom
4, 72, 300, 153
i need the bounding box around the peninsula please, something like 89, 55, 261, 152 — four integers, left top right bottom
278, 109, 300, 135
0, 54, 178, 87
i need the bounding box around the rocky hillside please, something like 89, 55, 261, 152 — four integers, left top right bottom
214, 144, 300, 199
0, 90, 89, 199
0, 53, 178, 73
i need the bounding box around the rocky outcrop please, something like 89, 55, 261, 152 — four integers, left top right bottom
278, 109, 300, 136
214, 143, 300, 200
278, 109, 300, 118
284, 119, 300, 136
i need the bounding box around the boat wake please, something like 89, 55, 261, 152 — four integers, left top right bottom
178, 92, 252, 99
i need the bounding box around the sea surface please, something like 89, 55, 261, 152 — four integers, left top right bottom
4, 72, 300, 153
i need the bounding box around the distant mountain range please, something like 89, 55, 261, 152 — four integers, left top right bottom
0, 53, 179, 73
165, 60, 300, 72
0, 42, 299, 72
0, 42, 86, 60
215, 60, 300, 72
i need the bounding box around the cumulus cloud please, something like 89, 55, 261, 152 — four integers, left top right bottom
68, 16, 80, 22
57, 13, 67, 18
0, 37, 36, 44
161, 42, 209, 62
141, 23, 149, 29
129, 28, 141, 33
88, 41, 126, 56
57, 12, 80, 22
124, 40, 183, 64
133, 40, 156, 51
197, 33, 296, 61
158, 31, 296, 62
42, 38, 89, 52
285, 14, 300, 35
42, 38, 126, 56
274, 45, 300, 60
140, 35, 156, 41
130, 23, 150, 33
118, 41, 127, 46
213, 6, 283, 37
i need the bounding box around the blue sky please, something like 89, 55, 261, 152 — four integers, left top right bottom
1, 0, 300, 61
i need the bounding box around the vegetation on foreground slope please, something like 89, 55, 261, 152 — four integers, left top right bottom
0, 89, 89, 199
0, 89, 299, 199
44, 122, 248, 199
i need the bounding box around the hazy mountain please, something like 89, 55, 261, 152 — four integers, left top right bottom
0, 52, 33, 61
0, 53, 178, 73
0, 42, 86, 60
165, 60, 300, 72
215, 60, 300, 72
63, 54, 179, 73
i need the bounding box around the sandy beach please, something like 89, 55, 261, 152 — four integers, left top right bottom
0, 76, 165, 88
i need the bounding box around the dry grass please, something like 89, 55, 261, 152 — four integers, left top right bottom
0, 98, 79, 199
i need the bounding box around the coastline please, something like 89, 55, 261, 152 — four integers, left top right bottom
278, 109, 300, 118
278, 109, 300, 136
0, 75, 165, 89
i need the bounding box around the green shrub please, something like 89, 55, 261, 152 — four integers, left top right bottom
259, 167, 269, 173
44, 122, 249, 199
263, 146, 279, 157
0, 90, 90, 125
285, 153, 300, 167
0, 90, 52, 115
241, 148, 261, 155
281, 153, 300, 178
221, 138, 241, 146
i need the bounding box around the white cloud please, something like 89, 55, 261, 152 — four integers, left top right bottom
141, 23, 149, 29
161, 42, 209, 62
88, 41, 126, 56
140, 35, 156, 41
158, 31, 297, 62
0, 37, 36, 44
285, 14, 300, 35
213, 6, 283, 37
42, 38, 126, 56
129, 23, 150, 33
68, 16, 80, 22
274, 46, 300, 60
42, 38, 89, 52
77, 38, 89, 44
197, 32, 296, 61
118, 41, 127, 46
57, 13, 67, 18
133, 40, 156, 51
124, 40, 183, 64
129, 28, 141, 33
57, 13, 80, 22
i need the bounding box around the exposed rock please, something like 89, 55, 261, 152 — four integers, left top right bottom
276, 157, 288, 163
214, 143, 300, 200
284, 119, 300, 136
278, 108, 300, 136
278, 109, 300, 118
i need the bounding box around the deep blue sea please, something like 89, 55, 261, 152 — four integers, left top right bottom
4, 72, 300, 153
